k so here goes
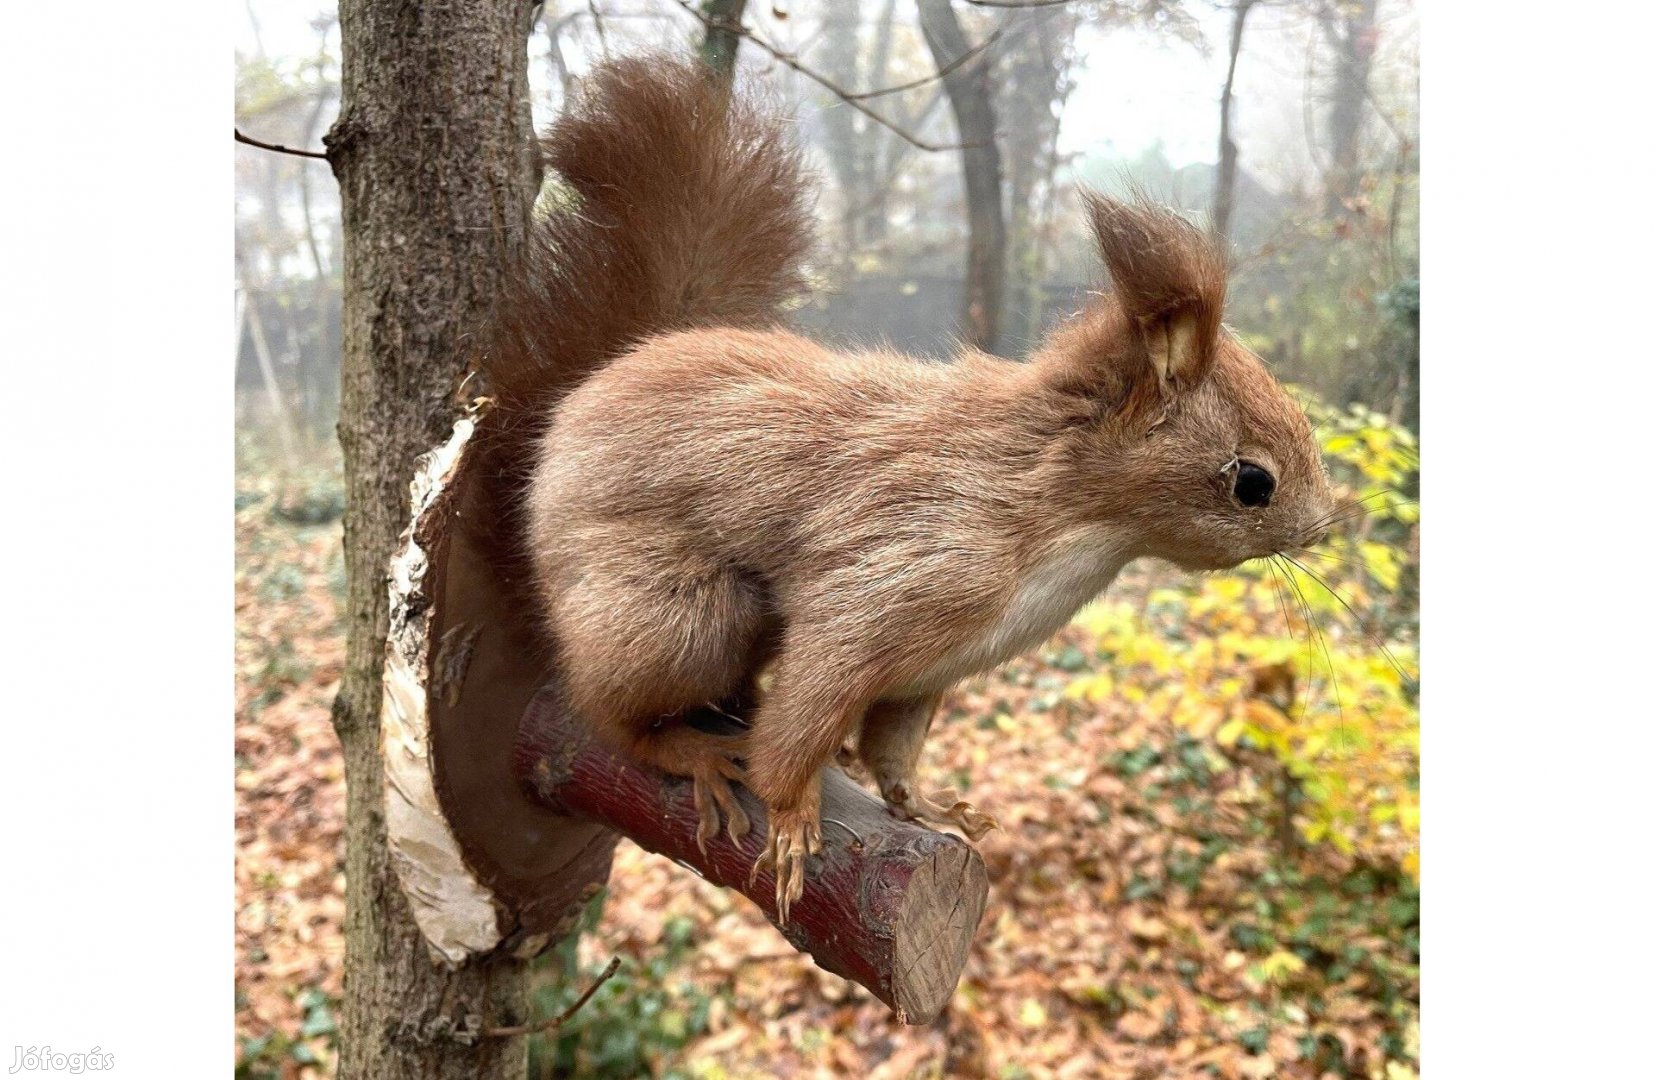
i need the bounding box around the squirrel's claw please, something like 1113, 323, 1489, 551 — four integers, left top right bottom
690, 761, 751, 856
754, 809, 821, 925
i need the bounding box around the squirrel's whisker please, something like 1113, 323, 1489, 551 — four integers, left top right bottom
1277, 553, 1417, 687
1282, 555, 1344, 722
1294, 547, 1364, 571
1263, 558, 1304, 719
1271, 555, 1329, 720
1307, 489, 1399, 532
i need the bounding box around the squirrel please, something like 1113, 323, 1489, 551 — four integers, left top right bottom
477, 55, 1335, 922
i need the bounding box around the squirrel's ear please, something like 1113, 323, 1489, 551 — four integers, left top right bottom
1084, 191, 1226, 394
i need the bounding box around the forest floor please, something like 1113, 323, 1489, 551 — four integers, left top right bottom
235, 456, 1417, 1080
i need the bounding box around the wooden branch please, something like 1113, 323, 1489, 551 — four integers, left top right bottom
843, 27, 1004, 101
481, 956, 621, 1038
234, 127, 330, 160
513, 687, 989, 1025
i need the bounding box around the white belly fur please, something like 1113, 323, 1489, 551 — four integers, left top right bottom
902, 527, 1131, 696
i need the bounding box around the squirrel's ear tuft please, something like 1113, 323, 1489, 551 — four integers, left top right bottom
1084, 192, 1226, 393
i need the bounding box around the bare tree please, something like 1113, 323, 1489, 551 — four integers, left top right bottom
324, 1, 542, 1076
998, 4, 1079, 349
1318, 0, 1378, 217
816, 0, 950, 249
1213, 0, 1257, 243
539, 9, 579, 104
919, 0, 1006, 353
857, 0, 902, 240
818, 0, 867, 249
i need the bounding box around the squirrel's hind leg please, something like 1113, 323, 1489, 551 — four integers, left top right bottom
554, 538, 770, 852
859, 696, 998, 842
745, 638, 879, 923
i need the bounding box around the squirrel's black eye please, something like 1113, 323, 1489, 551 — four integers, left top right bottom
1234, 462, 1275, 508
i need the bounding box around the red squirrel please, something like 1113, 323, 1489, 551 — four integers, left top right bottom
478, 56, 1334, 922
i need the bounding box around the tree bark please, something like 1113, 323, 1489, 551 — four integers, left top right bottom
1213, 0, 1256, 244
324, 1, 542, 1076
919, 0, 1005, 355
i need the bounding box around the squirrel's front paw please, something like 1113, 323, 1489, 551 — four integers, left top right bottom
751, 808, 822, 925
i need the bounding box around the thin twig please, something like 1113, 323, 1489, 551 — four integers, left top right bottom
482, 956, 622, 1038
671, 0, 983, 152
235, 128, 329, 161
587, 0, 610, 54
843, 27, 1004, 100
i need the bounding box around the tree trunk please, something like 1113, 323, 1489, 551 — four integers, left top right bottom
818, 0, 864, 253
240, 280, 301, 473
857, 0, 900, 242
1320, 0, 1379, 218
298, 59, 336, 438
999, 5, 1078, 351
540, 11, 579, 105
324, 2, 542, 1077
919, 0, 1005, 355
1213, 0, 1256, 244
699, 0, 750, 83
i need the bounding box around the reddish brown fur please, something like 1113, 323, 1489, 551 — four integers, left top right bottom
482, 56, 1333, 918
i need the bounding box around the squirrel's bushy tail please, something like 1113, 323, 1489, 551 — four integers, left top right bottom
472, 56, 813, 645
485, 55, 814, 419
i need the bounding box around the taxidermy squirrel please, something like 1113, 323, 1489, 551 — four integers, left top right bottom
478, 56, 1334, 922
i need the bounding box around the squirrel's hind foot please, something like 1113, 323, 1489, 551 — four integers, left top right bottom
690, 756, 752, 854
885, 784, 999, 842
624, 723, 752, 854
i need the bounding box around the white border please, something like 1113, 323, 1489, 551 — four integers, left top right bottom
0, 2, 230, 1075
1428, 4, 1656, 1076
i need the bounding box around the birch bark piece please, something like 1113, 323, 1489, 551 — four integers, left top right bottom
381, 414, 618, 965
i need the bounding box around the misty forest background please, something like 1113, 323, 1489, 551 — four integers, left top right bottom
235, 1, 1418, 1077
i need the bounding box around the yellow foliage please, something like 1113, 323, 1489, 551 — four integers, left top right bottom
1070, 571, 1419, 879
1255, 949, 1308, 986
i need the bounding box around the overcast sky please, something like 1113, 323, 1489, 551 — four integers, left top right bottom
239, 0, 1415, 193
